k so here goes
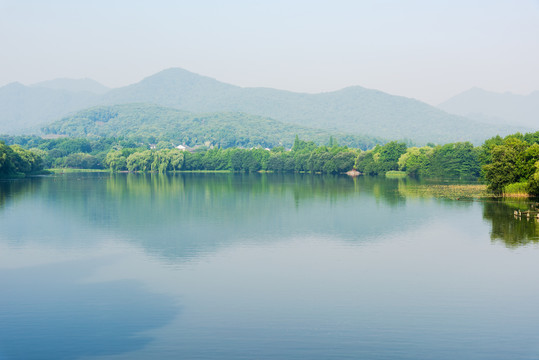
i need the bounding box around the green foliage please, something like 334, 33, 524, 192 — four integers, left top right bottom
0, 135, 147, 170
385, 171, 407, 178
527, 161, 539, 196
355, 141, 407, 175
106, 149, 186, 173
483, 137, 529, 194
0, 141, 44, 177
62, 153, 100, 169
99, 140, 358, 174
397, 142, 479, 179
427, 143, 480, 179
478, 135, 504, 168
42, 104, 385, 150
398, 146, 434, 177
523, 132, 539, 145
8, 128, 539, 195
503, 182, 528, 195
126, 151, 153, 172
105, 150, 127, 171
480, 131, 539, 195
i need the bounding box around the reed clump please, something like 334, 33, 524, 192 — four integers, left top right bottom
399, 184, 491, 199
503, 182, 530, 198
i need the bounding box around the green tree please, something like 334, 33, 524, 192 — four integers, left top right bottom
527, 161, 539, 196
483, 138, 527, 194
398, 146, 433, 177
64, 153, 100, 169
126, 151, 153, 172
105, 150, 127, 171
0, 142, 16, 176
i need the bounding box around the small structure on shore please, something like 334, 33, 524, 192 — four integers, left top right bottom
346, 169, 360, 177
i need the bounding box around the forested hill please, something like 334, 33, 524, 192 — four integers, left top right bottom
42, 104, 384, 150
103, 68, 521, 145
1, 68, 525, 144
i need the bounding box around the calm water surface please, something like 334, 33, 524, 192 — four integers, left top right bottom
1, 173, 538, 359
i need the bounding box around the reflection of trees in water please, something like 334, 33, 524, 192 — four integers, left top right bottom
0, 173, 406, 212
0, 177, 43, 209
108, 172, 404, 204
104, 172, 407, 205
0, 173, 418, 262
99, 173, 409, 260
355, 175, 406, 205
483, 200, 539, 248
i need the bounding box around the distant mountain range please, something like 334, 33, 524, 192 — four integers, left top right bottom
439, 87, 539, 128
0, 82, 98, 133
31, 78, 111, 94
0, 68, 530, 144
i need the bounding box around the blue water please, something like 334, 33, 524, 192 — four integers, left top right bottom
1, 173, 538, 359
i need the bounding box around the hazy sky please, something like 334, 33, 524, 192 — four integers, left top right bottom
1, 0, 538, 104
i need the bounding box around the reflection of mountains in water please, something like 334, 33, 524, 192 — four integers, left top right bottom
0, 173, 443, 262
483, 200, 539, 248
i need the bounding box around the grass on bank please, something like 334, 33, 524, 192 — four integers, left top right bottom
503, 182, 530, 198
48, 168, 108, 173
399, 184, 491, 200
385, 171, 407, 178
399, 180, 534, 200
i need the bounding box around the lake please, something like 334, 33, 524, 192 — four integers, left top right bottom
1, 173, 538, 359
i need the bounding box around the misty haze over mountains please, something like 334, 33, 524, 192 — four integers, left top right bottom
32, 78, 111, 95
0, 82, 99, 132
439, 87, 539, 128
0, 68, 534, 145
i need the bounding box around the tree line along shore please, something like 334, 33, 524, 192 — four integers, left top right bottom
2, 132, 539, 196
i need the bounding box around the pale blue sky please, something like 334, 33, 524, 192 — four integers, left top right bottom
1, 0, 538, 104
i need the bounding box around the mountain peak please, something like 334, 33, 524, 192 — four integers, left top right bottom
154, 67, 202, 76
141, 68, 226, 85
461, 87, 489, 95
1, 68, 528, 143
103, 67, 238, 110
1, 82, 26, 90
